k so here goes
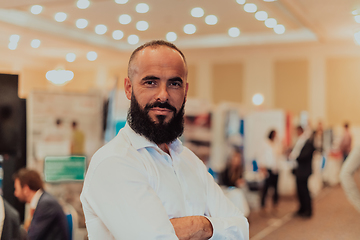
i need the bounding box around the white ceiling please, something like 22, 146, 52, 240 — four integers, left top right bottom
0, 0, 360, 69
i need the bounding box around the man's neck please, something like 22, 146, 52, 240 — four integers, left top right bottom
27, 191, 37, 204
158, 143, 170, 155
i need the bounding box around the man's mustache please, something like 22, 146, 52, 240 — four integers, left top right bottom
145, 101, 177, 113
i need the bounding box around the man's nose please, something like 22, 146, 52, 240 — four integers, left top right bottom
156, 83, 169, 102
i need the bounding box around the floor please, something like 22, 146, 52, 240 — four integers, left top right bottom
248, 171, 360, 240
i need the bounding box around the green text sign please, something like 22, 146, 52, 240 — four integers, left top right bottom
44, 156, 86, 182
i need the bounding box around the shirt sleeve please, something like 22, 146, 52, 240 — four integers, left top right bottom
81, 156, 179, 240
197, 160, 249, 240
340, 146, 360, 213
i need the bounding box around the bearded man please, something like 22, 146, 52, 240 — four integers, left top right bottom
80, 40, 249, 240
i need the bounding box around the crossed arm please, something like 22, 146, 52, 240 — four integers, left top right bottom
170, 216, 213, 240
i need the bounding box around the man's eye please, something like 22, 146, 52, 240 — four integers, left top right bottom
144, 81, 156, 85
169, 82, 181, 87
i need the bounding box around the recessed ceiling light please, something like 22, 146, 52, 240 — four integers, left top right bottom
244, 3, 257, 13
205, 15, 218, 25
274, 24, 285, 34
166, 32, 177, 42
136, 3, 149, 13
46, 69, 74, 85
265, 18, 277, 28
9, 34, 20, 43
87, 51, 98, 61
95, 24, 107, 35
76, 19, 88, 29
8, 42, 17, 50
354, 31, 360, 45
352, 10, 359, 15
54, 12, 67, 22
236, 0, 246, 5
263, 0, 276, 2
136, 21, 149, 31
30, 5, 43, 15
66, 53, 76, 62
355, 15, 360, 23
228, 27, 240, 37
115, 0, 128, 4
77, 0, 90, 9
128, 35, 139, 45
112, 30, 124, 40
119, 14, 132, 24
255, 11, 268, 21
31, 39, 41, 48
183, 24, 196, 34
252, 93, 264, 106
191, 7, 204, 18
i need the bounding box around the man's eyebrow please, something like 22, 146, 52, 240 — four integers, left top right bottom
142, 75, 160, 81
168, 77, 183, 83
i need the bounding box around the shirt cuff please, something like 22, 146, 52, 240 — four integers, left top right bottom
204, 216, 222, 240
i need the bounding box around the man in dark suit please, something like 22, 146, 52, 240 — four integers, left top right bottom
13, 168, 69, 240
1, 195, 23, 240
293, 128, 316, 218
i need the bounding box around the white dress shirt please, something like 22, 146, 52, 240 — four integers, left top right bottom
0, 196, 4, 237
80, 123, 249, 240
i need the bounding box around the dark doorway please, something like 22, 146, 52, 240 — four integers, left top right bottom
0, 73, 26, 222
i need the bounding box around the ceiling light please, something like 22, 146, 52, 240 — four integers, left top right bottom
136, 21, 149, 31
244, 3, 257, 13
115, 0, 128, 4
263, 0, 276, 2
354, 31, 360, 45
166, 32, 177, 42
119, 14, 132, 24
77, 0, 90, 9
46, 69, 74, 85
352, 10, 359, 15
191, 7, 204, 18
205, 15, 218, 25
95, 24, 107, 35
183, 24, 196, 34
128, 35, 139, 45
66, 53, 76, 62
236, 0, 246, 5
228, 27, 240, 37
30, 5, 43, 15
136, 3, 149, 13
54, 12, 67, 22
252, 93, 264, 106
274, 24, 285, 34
31, 39, 41, 48
87, 51, 98, 61
8, 42, 17, 50
9, 34, 20, 43
112, 30, 124, 40
76, 19, 88, 29
355, 15, 360, 23
265, 18, 277, 28
255, 11, 268, 21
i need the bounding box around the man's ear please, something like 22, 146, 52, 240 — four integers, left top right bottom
124, 77, 132, 100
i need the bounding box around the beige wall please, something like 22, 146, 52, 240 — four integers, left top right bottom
274, 60, 309, 115
327, 58, 360, 126
212, 63, 244, 104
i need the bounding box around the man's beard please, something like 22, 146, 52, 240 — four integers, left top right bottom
127, 93, 185, 145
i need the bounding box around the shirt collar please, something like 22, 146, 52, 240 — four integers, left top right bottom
29, 189, 43, 209
123, 123, 183, 154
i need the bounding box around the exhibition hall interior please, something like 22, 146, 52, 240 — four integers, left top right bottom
1, 0, 360, 239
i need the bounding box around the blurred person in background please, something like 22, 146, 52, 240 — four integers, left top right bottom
81, 40, 249, 240
340, 122, 352, 162
0, 195, 26, 240
13, 169, 69, 240
220, 149, 245, 188
259, 129, 282, 214
340, 146, 360, 212
291, 127, 316, 218
70, 121, 85, 155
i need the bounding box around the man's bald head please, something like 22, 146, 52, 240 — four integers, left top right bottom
127, 40, 187, 80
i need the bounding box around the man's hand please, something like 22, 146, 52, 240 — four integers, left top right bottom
170, 216, 213, 240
